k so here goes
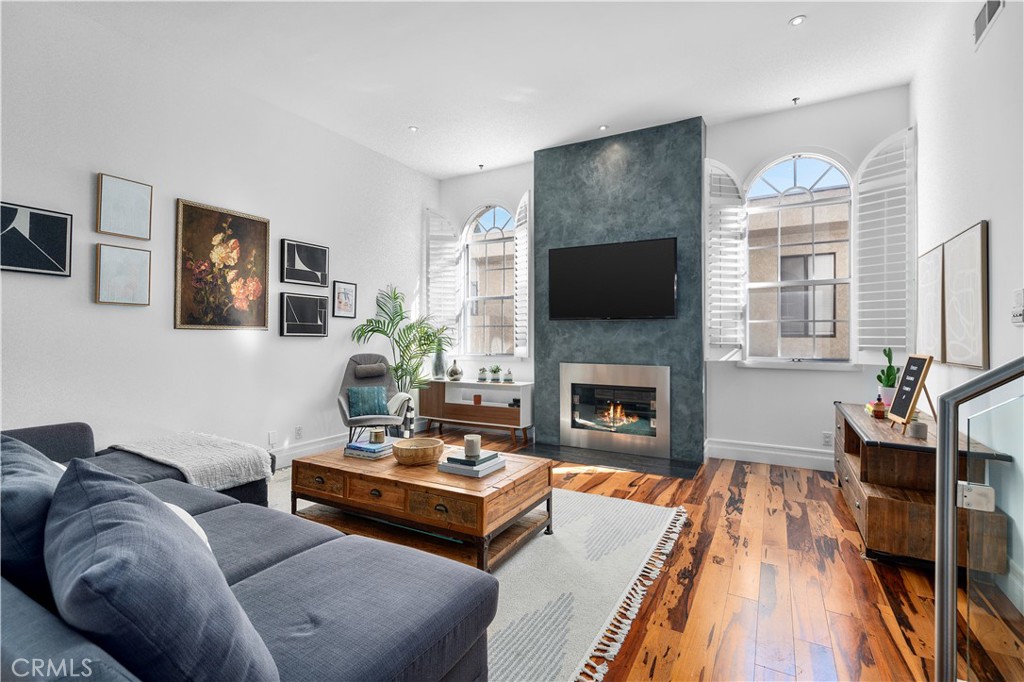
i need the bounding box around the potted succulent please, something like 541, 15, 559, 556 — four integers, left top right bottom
477, 367, 488, 382
489, 364, 502, 383
876, 347, 900, 405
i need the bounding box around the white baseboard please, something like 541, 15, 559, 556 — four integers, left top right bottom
996, 557, 1024, 614
270, 433, 347, 469
704, 438, 834, 471
270, 421, 430, 470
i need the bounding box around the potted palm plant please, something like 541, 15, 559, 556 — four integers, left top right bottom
351, 286, 452, 434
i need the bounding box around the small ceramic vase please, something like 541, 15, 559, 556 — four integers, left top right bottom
446, 360, 464, 381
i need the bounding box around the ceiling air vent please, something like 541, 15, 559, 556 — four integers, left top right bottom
974, 0, 1004, 48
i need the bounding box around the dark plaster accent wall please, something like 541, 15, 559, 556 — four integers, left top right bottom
533, 117, 705, 464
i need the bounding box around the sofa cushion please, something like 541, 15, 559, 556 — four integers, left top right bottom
347, 385, 390, 417
0, 435, 62, 606
193, 503, 341, 585
90, 448, 185, 483
1, 576, 139, 682
44, 459, 279, 682
142, 478, 239, 515
231, 536, 499, 682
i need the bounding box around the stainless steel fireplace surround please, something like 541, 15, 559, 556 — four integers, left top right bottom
559, 362, 671, 458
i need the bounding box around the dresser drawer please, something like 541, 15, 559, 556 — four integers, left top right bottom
292, 462, 345, 498
346, 477, 405, 511
408, 491, 479, 530
835, 454, 866, 533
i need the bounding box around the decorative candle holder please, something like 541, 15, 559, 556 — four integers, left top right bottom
464, 434, 482, 460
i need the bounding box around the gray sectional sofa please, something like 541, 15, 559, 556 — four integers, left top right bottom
1, 422, 498, 681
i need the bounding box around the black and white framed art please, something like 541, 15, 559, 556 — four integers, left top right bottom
1, 202, 73, 276
281, 239, 328, 286
332, 280, 357, 318
280, 292, 328, 337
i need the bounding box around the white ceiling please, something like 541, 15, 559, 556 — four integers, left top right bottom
65, 2, 950, 180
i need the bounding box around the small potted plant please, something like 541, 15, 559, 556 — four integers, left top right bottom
489, 364, 502, 383
477, 367, 488, 382
504, 368, 514, 383
877, 347, 900, 405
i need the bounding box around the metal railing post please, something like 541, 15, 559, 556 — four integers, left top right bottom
934, 356, 1024, 680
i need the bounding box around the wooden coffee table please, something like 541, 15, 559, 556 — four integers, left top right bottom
291, 447, 552, 571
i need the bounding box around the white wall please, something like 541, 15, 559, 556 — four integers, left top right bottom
704, 86, 911, 468
437, 162, 535, 381
1, 4, 439, 459
910, 1, 1024, 608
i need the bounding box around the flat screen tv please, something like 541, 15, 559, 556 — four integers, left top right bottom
548, 237, 677, 320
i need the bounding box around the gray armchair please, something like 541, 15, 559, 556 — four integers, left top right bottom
338, 353, 413, 442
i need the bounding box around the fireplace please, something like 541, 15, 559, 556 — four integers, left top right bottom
560, 363, 671, 457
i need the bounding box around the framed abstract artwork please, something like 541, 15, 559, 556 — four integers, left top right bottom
281, 238, 329, 287
96, 244, 151, 306
97, 173, 153, 240
916, 245, 944, 362
332, 280, 357, 318
175, 199, 269, 330
281, 292, 328, 337
1, 202, 73, 276
943, 221, 988, 369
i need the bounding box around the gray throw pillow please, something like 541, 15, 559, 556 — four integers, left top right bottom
0, 435, 62, 606
44, 459, 279, 682
353, 362, 388, 379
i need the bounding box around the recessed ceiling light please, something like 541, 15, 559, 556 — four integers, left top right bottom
789, 14, 806, 26
408, 126, 419, 133
599, 125, 609, 131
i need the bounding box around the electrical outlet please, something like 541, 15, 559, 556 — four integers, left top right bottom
1012, 288, 1023, 327
294, 426, 303, 441
822, 431, 834, 448
268, 431, 277, 448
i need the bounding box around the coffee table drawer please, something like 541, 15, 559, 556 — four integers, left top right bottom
347, 477, 405, 511
408, 491, 479, 530
293, 462, 345, 498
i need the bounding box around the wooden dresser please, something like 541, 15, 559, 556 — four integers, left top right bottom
833, 402, 1008, 573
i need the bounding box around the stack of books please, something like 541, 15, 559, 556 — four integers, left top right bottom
344, 438, 396, 460
438, 451, 507, 478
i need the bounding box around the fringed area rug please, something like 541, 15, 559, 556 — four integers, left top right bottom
488, 488, 686, 682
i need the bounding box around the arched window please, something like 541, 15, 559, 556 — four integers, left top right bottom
746, 155, 851, 360
462, 205, 517, 355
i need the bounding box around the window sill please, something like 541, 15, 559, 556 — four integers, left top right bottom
735, 359, 862, 372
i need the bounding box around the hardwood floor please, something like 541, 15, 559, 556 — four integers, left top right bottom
435, 428, 1024, 681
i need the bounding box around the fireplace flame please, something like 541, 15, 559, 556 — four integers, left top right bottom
601, 402, 638, 428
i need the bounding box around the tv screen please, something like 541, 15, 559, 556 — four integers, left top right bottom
548, 237, 677, 320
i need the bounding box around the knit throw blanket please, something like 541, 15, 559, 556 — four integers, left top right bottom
111, 432, 272, 491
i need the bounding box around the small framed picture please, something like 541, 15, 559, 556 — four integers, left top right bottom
97, 173, 153, 240
281, 238, 329, 287
96, 244, 151, 306
281, 292, 328, 337
1, 202, 73, 276
332, 280, 357, 318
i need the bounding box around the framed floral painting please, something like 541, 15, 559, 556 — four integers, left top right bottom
175, 199, 269, 330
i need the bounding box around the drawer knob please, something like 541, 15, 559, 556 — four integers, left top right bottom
369, 488, 382, 498
314, 476, 325, 484
844, 475, 849, 482
836, 425, 841, 432
434, 503, 449, 514
855, 501, 861, 509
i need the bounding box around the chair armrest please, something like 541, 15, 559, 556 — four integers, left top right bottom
337, 394, 352, 424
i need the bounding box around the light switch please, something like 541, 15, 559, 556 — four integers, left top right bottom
1013, 288, 1024, 327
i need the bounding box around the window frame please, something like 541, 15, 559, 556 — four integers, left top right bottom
743, 154, 853, 364
460, 205, 517, 357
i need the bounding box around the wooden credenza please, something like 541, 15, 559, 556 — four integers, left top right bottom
834, 402, 1008, 573
420, 380, 534, 444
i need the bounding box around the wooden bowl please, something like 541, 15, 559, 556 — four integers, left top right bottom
392, 438, 444, 466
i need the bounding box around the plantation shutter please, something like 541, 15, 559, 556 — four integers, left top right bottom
705, 160, 747, 350
513, 191, 530, 358
425, 208, 461, 348
855, 129, 916, 350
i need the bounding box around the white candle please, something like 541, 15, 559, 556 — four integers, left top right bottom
464, 434, 482, 459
